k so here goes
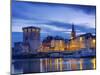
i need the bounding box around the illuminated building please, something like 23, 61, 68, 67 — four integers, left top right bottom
40, 36, 53, 52
40, 32, 96, 52
39, 36, 65, 52
13, 25, 95, 54
67, 33, 96, 51
90, 36, 96, 49
50, 36, 65, 51
66, 24, 96, 51
22, 26, 40, 53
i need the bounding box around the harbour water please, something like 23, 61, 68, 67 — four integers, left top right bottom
11, 58, 96, 74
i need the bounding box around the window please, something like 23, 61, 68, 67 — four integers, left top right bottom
80, 37, 83, 41
92, 39, 95, 44
28, 29, 31, 32
24, 29, 27, 32
32, 29, 35, 32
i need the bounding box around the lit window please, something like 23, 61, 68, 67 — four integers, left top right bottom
93, 39, 96, 44
32, 29, 35, 32
80, 37, 83, 41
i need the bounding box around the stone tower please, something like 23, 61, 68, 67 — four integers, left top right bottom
22, 26, 40, 53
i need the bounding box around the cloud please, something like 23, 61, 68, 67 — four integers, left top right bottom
76, 32, 86, 35
12, 1, 96, 39
12, 1, 96, 29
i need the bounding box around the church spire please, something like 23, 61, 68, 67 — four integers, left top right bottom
71, 24, 76, 39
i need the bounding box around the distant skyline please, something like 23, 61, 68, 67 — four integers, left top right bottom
12, 1, 96, 39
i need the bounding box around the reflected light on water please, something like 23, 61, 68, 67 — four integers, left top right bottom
40, 58, 96, 72
80, 59, 83, 70
91, 58, 96, 69
12, 58, 96, 74
59, 58, 63, 71
55, 58, 59, 71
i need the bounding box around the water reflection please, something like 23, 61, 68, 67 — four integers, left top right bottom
12, 58, 96, 74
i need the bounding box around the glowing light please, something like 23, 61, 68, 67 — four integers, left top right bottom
70, 59, 77, 70
59, 58, 63, 71
55, 59, 59, 70
80, 59, 83, 70
80, 37, 83, 41
93, 39, 96, 44
91, 58, 96, 69
49, 59, 52, 70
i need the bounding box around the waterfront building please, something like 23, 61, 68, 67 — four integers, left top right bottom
50, 36, 65, 52
66, 33, 96, 51
22, 26, 41, 53
66, 24, 96, 51
39, 36, 53, 52
38, 24, 96, 52
90, 35, 96, 49
13, 25, 96, 54
39, 36, 65, 52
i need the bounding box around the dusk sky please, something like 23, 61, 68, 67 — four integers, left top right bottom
12, 0, 96, 39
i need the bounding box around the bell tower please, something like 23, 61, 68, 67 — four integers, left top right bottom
71, 24, 76, 39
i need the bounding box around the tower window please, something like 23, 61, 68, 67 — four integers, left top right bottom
32, 29, 35, 32
28, 29, 31, 32
24, 29, 27, 32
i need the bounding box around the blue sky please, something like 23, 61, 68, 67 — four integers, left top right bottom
12, 1, 96, 39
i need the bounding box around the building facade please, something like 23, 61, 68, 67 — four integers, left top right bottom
39, 36, 65, 52
50, 37, 65, 52
39, 24, 96, 52
64, 24, 96, 51
66, 33, 96, 51
13, 25, 96, 54
22, 26, 41, 53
